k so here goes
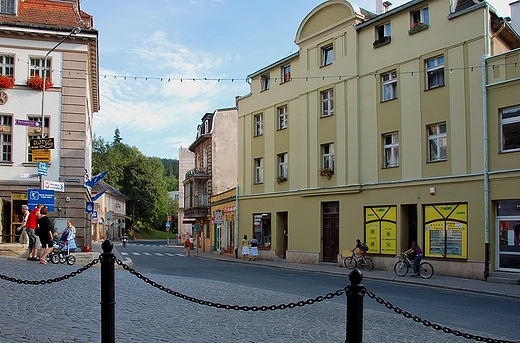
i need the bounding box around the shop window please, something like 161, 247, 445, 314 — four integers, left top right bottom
253, 213, 271, 247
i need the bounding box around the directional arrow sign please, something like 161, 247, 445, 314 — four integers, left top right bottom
43, 180, 64, 192
15, 119, 41, 127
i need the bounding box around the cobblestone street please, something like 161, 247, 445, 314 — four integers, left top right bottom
0, 255, 515, 343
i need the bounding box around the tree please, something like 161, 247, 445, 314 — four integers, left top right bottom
113, 127, 123, 144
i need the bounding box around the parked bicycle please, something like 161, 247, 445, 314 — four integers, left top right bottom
394, 252, 434, 279
343, 251, 374, 271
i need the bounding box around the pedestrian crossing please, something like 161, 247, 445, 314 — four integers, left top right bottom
119, 243, 187, 257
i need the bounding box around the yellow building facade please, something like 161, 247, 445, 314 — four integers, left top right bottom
237, 0, 520, 280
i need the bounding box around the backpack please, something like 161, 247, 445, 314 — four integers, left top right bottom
361, 243, 369, 251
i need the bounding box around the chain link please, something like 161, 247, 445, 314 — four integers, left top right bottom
363, 288, 519, 343
116, 258, 347, 311
0, 258, 99, 285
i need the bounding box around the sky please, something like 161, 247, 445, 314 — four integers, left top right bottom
79, 0, 511, 159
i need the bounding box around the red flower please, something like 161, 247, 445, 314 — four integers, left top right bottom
0, 75, 15, 89
26, 75, 54, 90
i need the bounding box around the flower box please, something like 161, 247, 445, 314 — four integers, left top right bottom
0, 75, 15, 89
26, 76, 54, 90
319, 167, 334, 180
373, 36, 391, 48
276, 176, 287, 184
409, 22, 429, 35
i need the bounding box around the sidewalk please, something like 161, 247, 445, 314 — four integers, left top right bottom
183, 248, 520, 300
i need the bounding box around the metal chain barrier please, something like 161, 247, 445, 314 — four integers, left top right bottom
363, 288, 519, 343
0, 258, 99, 285
116, 258, 347, 311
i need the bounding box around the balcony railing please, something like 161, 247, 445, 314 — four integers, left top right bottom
185, 167, 208, 179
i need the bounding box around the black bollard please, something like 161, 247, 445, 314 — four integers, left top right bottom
346, 268, 364, 343
100, 239, 116, 343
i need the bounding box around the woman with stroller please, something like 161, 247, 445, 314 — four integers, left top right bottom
55, 220, 77, 253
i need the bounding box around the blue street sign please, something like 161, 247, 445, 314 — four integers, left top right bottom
37, 162, 48, 176
86, 201, 94, 213
27, 189, 54, 211
166, 222, 171, 228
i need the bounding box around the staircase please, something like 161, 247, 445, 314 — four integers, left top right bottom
487, 271, 520, 285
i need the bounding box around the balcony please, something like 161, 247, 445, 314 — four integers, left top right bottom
185, 167, 209, 180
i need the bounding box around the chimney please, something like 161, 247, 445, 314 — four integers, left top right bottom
511, 1, 520, 35
375, 0, 392, 14
383, 1, 392, 13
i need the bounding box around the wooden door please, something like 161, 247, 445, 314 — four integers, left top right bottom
323, 213, 339, 262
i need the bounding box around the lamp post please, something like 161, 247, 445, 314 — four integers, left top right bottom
39, 27, 81, 189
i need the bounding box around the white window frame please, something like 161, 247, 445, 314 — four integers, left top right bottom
383, 132, 399, 168
382, 71, 398, 101
322, 143, 334, 169
29, 57, 51, 79
500, 106, 520, 152
282, 65, 291, 83
254, 113, 263, 137
426, 56, 444, 90
0, 114, 12, 162
0, 0, 15, 14
321, 89, 334, 117
278, 153, 288, 178
411, 7, 429, 25
427, 122, 447, 162
254, 157, 263, 184
261, 74, 270, 91
321, 44, 333, 66
376, 22, 391, 40
278, 105, 288, 130
0, 54, 14, 77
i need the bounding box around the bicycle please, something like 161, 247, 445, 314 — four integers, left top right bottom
393, 252, 434, 279
343, 251, 374, 271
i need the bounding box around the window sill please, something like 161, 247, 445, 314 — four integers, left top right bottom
0, 161, 14, 165
425, 84, 445, 91
381, 97, 397, 103
320, 113, 334, 118
409, 24, 429, 35
382, 165, 399, 169
426, 158, 447, 163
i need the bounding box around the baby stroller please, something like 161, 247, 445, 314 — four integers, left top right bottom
49, 240, 76, 265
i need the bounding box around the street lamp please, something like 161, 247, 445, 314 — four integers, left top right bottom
39, 27, 81, 189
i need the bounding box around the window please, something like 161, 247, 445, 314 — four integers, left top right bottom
278, 153, 288, 179
254, 113, 263, 136
411, 7, 429, 25
376, 22, 391, 40
426, 56, 444, 89
261, 74, 270, 91
500, 106, 520, 152
253, 213, 271, 247
29, 57, 51, 79
0, 54, 14, 77
383, 132, 399, 168
427, 123, 447, 162
282, 65, 291, 83
26, 116, 49, 162
278, 105, 287, 130
0, 0, 15, 14
322, 143, 334, 169
382, 71, 397, 101
254, 158, 263, 184
321, 89, 334, 117
0, 114, 12, 162
321, 44, 333, 66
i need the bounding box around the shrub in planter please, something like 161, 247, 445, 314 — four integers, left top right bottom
0, 75, 15, 89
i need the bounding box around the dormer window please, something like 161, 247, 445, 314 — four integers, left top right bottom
0, 0, 15, 14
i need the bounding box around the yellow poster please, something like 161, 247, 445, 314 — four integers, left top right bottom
365, 206, 396, 255
424, 203, 467, 259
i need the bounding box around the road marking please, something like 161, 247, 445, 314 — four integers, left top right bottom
143, 252, 151, 256
120, 252, 128, 256
132, 252, 140, 255
154, 253, 164, 256
175, 253, 185, 257
165, 253, 175, 257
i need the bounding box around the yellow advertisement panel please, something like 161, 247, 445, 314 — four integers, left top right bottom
365, 206, 396, 255
32, 149, 51, 162
424, 203, 467, 259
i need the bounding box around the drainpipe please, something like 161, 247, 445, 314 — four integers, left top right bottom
482, 4, 491, 281
235, 183, 239, 258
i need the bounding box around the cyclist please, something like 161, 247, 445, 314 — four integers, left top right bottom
351, 239, 368, 258
404, 241, 423, 277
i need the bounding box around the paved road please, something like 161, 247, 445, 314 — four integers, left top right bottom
0, 249, 518, 342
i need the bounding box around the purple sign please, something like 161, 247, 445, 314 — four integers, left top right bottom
15, 119, 41, 127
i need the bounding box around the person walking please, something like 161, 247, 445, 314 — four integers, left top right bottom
37, 207, 53, 264
25, 204, 43, 261
184, 237, 191, 257
250, 235, 259, 261
241, 234, 250, 261
16, 204, 30, 243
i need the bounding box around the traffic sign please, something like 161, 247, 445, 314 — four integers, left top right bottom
15, 119, 41, 127
43, 180, 64, 192
86, 201, 94, 213
32, 149, 51, 162
27, 189, 54, 211
38, 162, 48, 176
